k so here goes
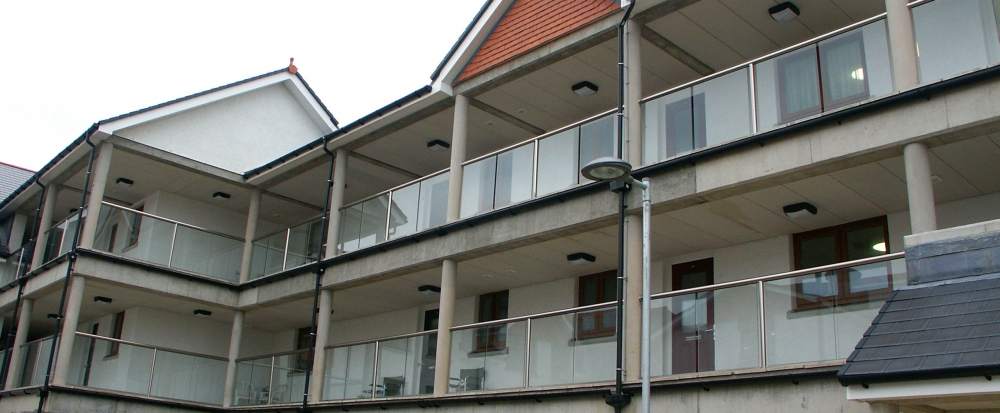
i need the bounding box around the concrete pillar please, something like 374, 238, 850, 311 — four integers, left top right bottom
309, 289, 332, 402
623, 18, 645, 382
324, 149, 347, 258
885, 0, 919, 91
904, 142, 938, 234
432, 259, 457, 395
31, 186, 58, 268
446, 95, 469, 223
238, 189, 262, 283
5, 298, 33, 389
78, 141, 114, 249
52, 275, 86, 385
222, 310, 244, 407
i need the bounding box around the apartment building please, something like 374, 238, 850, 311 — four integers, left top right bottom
1, 0, 999, 411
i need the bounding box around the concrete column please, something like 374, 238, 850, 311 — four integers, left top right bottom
904, 142, 938, 234
239, 189, 262, 283
78, 141, 114, 249
324, 149, 348, 258
31, 186, 58, 268
5, 298, 33, 389
446, 95, 469, 223
432, 259, 457, 395
52, 275, 86, 385
222, 310, 244, 407
885, 0, 919, 91
623, 18, 645, 383
309, 289, 333, 402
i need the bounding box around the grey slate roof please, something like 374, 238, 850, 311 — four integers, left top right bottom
838, 275, 1000, 384
0, 162, 34, 204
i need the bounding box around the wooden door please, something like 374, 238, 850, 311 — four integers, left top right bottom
671, 258, 714, 374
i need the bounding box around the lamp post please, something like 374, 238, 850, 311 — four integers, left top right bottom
582, 157, 652, 413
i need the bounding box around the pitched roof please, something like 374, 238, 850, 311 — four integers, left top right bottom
838, 275, 1000, 384
0, 162, 34, 204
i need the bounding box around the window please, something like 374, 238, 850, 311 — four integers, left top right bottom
106, 312, 125, 357
776, 32, 870, 124
295, 327, 312, 370
474, 290, 508, 353
576, 271, 616, 339
792, 216, 891, 310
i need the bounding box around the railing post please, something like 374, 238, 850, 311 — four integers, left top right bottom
267, 355, 276, 405
748, 63, 758, 134
383, 192, 393, 241
523, 318, 532, 388
147, 347, 158, 396
167, 223, 179, 268
531, 140, 540, 197
281, 228, 291, 271
371, 341, 380, 399
757, 281, 767, 368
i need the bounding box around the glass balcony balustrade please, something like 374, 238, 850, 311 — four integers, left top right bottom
248, 218, 324, 280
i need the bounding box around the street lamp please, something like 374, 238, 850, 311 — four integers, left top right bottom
581, 156, 652, 413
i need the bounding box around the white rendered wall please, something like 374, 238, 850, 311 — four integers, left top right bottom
117, 83, 327, 173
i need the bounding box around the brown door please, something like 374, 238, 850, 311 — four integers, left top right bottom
671, 258, 714, 374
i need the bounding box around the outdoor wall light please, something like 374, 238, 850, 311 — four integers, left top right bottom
769, 2, 800, 22
426, 139, 451, 152
572, 81, 599, 96
417, 285, 441, 295
193, 309, 212, 318
581, 157, 632, 182
212, 191, 231, 200
783, 202, 817, 219
93, 296, 113, 304
567, 252, 596, 264
872, 242, 887, 252
115, 177, 134, 187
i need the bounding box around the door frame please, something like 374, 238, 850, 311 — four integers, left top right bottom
670, 258, 715, 373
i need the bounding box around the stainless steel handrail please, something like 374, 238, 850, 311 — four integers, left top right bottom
99, 202, 243, 242
649, 252, 904, 300
251, 215, 324, 243
235, 347, 311, 362
74, 332, 228, 361
462, 108, 618, 167
451, 301, 616, 331
340, 169, 450, 212
324, 329, 438, 350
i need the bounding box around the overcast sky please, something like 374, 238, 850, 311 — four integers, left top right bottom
0, 1, 484, 171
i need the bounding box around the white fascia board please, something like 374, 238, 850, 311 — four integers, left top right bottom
245, 89, 450, 186
432, 0, 516, 92
847, 377, 1000, 402
285, 76, 337, 133
96, 72, 294, 135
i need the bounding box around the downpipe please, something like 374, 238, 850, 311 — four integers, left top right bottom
36, 125, 99, 413
300, 134, 337, 411
605, 1, 636, 412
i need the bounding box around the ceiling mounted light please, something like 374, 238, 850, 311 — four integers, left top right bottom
93, 296, 113, 304
115, 177, 134, 187
427, 139, 451, 152
212, 191, 231, 200
567, 252, 596, 265
193, 309, 213, 318
572, 81, 599, 96
782, 202, 817, 219
417, 285, 441, 295
769, 2, 800, 22
872, 242, 887, 253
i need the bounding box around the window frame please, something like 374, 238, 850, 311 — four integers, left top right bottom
576, 271, 617, 340
776, 31, 872, 125
105, 311, 125, 358
792, 216, 892, 310
473, 290, 509, 354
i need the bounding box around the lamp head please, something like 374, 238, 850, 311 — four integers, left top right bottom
581, 157, 633, 182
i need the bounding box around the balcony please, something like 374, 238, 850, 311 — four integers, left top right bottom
40, 211, 82, 266
92, 202, 244, 283
11, 336, 54, 389
233, 350, 309, 406
67, 332, 227, 406
248, 217, 323, 280
0, 244, 31, 286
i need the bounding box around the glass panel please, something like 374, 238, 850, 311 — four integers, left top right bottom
536, 128, 579, 196
66, 336, 152, 395
764, 258, 905, 366
93, 206, 173, 267
268, 353, 308, 404
150, 350, 227, 405
642, 88, 693, 165
285, 220, 323, 269
693, 68, 752, 148
233, 357, 273, 406
19, 337, 54, 387
338, 203, 363, 253
578, 115, 615, 181
358, 195, 389, 249
650, 284, 760, 376
249, 231, 287, 279
461, 156, 498, 219
322, 343, 376, 400
171, 225, 242, 282
376, 334, 436, 398
387, 183, 420, 241
494, 143, 534, 209
529, 307, 615, 387
59, 215, 80, 256
448, 321, 526, 392
914, 0, 1000, 84
417, 172, 450, 232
